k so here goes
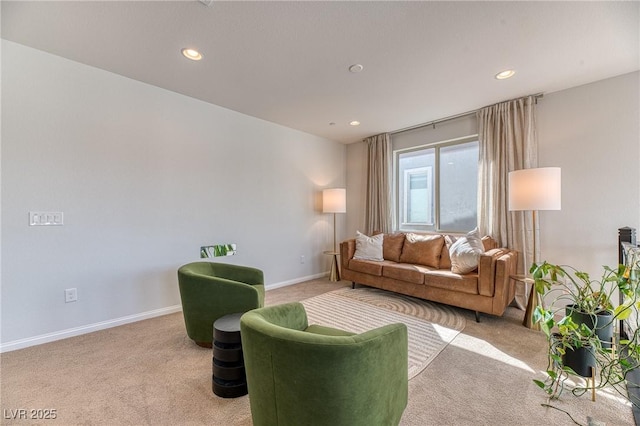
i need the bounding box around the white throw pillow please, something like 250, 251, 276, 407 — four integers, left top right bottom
353, 231, 384, 261
449, 228, 484, 274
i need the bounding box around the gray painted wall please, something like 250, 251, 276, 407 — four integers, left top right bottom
1, 40, 346, 349
537, 71, 640, 272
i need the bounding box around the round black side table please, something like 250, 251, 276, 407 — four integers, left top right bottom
212, 312, 247, 398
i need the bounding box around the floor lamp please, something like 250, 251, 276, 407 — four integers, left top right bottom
508, 167, 562, 329
322, 188, 346, 281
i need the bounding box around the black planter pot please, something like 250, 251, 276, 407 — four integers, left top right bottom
566, 305, 614, 349
563, 344, 596, 377
551, 332, 596, 378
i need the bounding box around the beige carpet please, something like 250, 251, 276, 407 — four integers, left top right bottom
301, 287, 464, 379
0, 279, 635, 425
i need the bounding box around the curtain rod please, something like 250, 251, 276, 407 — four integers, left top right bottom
389, 92, 544, 136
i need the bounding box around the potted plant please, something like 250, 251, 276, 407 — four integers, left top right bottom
531, 260, 640, 406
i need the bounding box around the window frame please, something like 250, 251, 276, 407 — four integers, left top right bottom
393, 134, 479, 233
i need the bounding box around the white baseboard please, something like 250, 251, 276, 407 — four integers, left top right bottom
0, 304, 182, 353
0, 273, 329, 353
265, 272, 328, 290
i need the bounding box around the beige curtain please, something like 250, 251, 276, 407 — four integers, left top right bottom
477, 96, 537, 308
364, 133, 392, 234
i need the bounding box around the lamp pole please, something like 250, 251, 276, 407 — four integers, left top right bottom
333, 212, 337, 253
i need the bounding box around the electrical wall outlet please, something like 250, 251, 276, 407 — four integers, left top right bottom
65, 288, 77, 303
300, 255, 305, 264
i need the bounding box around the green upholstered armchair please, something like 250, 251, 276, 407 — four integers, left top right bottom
240, 302, 408, 426
177, 262, 264, 347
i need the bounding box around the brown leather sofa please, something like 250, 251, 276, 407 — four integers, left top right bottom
340, 233, 518, 320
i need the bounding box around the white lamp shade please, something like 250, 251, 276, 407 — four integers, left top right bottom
322, 188, 346, 213
508, 167, 561, 211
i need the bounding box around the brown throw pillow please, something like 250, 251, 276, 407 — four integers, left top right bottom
383, 233, 405, 262
399, 233, 444, 268
440, 238, 453, 269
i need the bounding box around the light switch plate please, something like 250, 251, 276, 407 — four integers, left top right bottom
29, 212, 63, 226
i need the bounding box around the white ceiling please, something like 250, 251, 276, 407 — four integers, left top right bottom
2, 1, 639, 144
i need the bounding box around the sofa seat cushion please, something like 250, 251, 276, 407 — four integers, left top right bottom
382, 263, 430, 285
424, 270, 479, 295
348, 259, 394, 276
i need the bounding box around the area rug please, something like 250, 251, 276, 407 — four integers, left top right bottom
301, 287, 465, 379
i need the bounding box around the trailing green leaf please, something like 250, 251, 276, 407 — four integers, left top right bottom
533, 379, 547, 390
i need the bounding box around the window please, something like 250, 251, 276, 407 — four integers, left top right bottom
395, 137, 478, 233
403, 167, 432, 225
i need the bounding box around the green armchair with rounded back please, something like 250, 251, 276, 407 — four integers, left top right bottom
177, 261, 264, 347
240, 302, 408, 426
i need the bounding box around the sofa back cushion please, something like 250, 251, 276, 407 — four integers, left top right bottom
439, 242, 452, 269
383, 233, 405, 262
399, 233, 444, 268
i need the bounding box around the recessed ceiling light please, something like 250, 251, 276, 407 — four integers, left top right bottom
348, 64, 364, 73
350, 121, 360, 126
495, 69, 515, 80
181, 48, 203, 61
